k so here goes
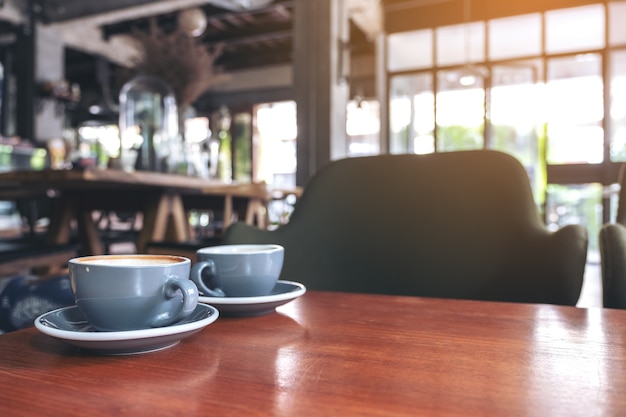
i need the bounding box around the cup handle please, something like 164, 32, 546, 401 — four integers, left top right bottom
152, 277, 199, 327
190, 260, 226, 297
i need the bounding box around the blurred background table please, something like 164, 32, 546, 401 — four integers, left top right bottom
0, 167, 271, 256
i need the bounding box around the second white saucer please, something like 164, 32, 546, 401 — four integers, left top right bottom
198, 280, 306, 317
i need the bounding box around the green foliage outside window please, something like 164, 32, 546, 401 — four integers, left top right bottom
232, 113, 252, 182
436, 125, 483, 151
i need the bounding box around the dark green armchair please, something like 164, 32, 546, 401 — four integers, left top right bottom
222, 150, 588, 305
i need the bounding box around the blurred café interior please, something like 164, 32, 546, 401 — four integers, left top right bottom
0, 0, 624, 318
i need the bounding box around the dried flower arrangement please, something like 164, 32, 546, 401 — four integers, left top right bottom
128, 21, 228, 109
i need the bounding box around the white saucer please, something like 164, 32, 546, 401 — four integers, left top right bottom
198, 280, 306, 317
34, 303, 219, 355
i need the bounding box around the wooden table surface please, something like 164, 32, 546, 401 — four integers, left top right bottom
1, 291, 625, 416
0, 167, 270, 254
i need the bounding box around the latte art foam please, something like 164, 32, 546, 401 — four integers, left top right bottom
77, 256, 183, 266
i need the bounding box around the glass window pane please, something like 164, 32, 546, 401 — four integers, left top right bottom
254, 101, 297, 188
346, 99, 380, 157
489, 14, 541, 60
436, 22, 484, 66
436, 69, 485, 151
388, 29, 433, 72
546, 54, 604, 164
490, 61, 543, 201
546, 5, 605, 54
389, 73, 434, 154
609, 2, 626, 46
609, 50, 626, 162
546, 183, 602, 254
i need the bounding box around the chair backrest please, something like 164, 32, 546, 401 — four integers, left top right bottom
222, 150, 588, 305
600, 163, 626, 308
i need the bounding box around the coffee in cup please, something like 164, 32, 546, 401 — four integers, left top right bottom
69, 254, 198, 331
190, 244, 284, 297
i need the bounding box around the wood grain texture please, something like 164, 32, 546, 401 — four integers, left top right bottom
1, 292, 625, 416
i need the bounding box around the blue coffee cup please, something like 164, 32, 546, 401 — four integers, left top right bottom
69, 254, 198, 331
191, 244, 284, 297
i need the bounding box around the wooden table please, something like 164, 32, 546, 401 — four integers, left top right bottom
0, 168, 270, 255
1, 292, 625, 416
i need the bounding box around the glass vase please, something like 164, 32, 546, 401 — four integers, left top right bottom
118, 75, 180, 173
